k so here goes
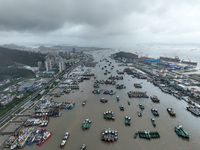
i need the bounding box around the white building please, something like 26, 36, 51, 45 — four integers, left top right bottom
45, 57, 54, 71
59, 58, 66, 73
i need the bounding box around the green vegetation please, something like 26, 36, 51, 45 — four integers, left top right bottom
0, 47, 45, 67
0, 68, 34, 81
114, 51, 138, 59
0, 93, 30, 117
0, 46, 45, 81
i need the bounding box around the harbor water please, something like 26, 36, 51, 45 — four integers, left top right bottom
4, 50, 200, 150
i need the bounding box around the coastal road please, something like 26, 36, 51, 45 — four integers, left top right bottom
0, 61, 83, 126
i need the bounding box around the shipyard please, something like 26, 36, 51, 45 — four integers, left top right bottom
1, 49, 200, 150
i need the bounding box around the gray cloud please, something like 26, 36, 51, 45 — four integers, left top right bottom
0, 0, 200, 46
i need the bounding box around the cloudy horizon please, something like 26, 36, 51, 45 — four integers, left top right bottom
0, 0, 200, 47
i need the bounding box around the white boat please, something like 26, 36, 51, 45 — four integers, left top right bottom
81, 144, 86, 150
60, 132, 69, 147
10, 138, 18, 150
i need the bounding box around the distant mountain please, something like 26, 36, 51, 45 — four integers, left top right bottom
1, 44, 31, 50
0, 47, 45, 67
52, 45, 63, 49
38, 46, 50, 50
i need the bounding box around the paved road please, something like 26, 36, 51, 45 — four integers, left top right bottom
0, 61, 82, 126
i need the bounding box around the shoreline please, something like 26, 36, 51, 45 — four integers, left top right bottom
1, 50, 200, 150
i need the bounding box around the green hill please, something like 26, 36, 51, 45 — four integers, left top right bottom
114, 51, 138, 59
0, 47, 45, 81
0, 68, 35, 81
0, 47, 45, 67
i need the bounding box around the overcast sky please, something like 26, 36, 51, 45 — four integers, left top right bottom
0, 0, 200, 47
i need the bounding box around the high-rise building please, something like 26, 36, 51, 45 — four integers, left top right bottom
38, 61, 43, 71
45, 60, 49, 71
49, 58, 53, 70
59, 58, 66, 73
45, 57, 54, 72
72, 47, 76, 53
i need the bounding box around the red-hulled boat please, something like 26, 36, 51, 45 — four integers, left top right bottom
37, 131, 51, 146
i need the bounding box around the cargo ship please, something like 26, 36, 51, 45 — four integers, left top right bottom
160, 56, 180, 62
181, 60, 197, 66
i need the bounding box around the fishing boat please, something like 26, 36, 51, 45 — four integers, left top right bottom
92, 89, 101, 94
151, 95, 160, 103
175, 125, 189, 138
116, 96, 119, 101
37, 131, 51, 146
167, 108, 176, 116
82, 100, 87, 106
10, 138, 18, 150
93, 83, 99, 88
151, 118, 156, 127
151, 108, 159, 116
173, 93, 182, 99
137, 111, 142, 117
5, 136, 15, 147
139, 104, 145, 110
116, 84, 126, 89
81, 144, 86, 150
186, 106, 200, 116
82, 119, 92, 129
125, 116, 131, 125
39, 120, 48, 127
134, 132, 138, 139
26, 131, 36, 145
100, 98, 108, 103
134, 83, 142, 88
60, 132, 69, 148
119, 105, 124, 111
127, 101, 130, 105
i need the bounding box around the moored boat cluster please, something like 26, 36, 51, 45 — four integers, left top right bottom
175, 125, 189, 138
104, 110, 115, 120
127, 91, 149, 98
136, 131, 160, 139
101, 128, 118, 142
82, 119, 92, 130
7, 128, 51, 149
